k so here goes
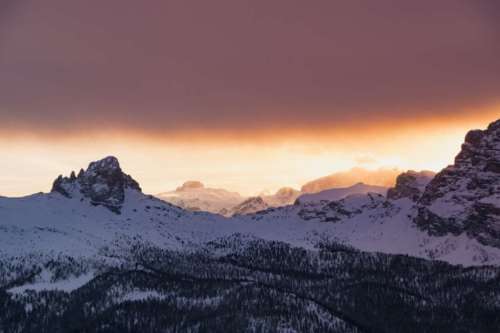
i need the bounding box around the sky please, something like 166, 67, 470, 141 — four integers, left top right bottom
1, 0, 499, 196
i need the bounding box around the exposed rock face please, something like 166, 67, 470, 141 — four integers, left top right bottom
415, 119, 500, 247
296, 183, 388, 204
387, 170, 435, 201
52, 156, 141, 213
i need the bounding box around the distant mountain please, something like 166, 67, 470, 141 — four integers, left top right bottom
227, 196, 269, 216
296, 183, 388, 204
156, 181, 244, 214
157, 169, 402, 216
262, 187, 301, 206
158, 184, 299, 216
301, 167, 400, 193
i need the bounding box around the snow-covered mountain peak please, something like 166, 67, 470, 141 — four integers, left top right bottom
157, 182, 244, 214
51, 156, 141, 213
229, 196, 269, 216
416, 118, 500, 247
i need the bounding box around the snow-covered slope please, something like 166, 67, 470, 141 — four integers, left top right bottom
240, 192, 500, 266
2, 118, 500, 269
3, 186, 498, 266
296, 183, 388, 204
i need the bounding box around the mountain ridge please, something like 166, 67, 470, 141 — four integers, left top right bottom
416, 119, 500, 247
2, 119, 500, 266
296, 182, 388, 204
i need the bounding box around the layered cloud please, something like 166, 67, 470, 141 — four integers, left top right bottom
1, 0, 499, 137
2, 1, 500, 196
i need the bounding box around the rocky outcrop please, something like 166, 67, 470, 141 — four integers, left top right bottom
387, 170, 435, 201
415, 119, 500, 247
51, 156, 141, 213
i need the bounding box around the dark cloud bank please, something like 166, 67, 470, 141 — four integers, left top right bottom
1, 0, 499, 135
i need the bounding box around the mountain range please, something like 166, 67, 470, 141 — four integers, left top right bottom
156, 171, 398, 216
1, 119, 500, 332
156, 182, 303, 216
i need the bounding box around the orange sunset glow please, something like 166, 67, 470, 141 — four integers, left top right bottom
1, 0, 500, 197
2, 109, 497, 197
2, 1, 500, 329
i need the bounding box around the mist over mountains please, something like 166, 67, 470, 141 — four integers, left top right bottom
301, 167, 402, 193
156, 168, 412, 216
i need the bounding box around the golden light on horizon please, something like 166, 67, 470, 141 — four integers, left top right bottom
1, 0, 500, 201
1, 113, 495, 198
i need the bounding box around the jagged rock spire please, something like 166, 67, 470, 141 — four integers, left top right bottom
51, 156, 141, 213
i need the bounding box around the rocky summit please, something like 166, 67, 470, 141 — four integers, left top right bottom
387, 170, 435, 202
416, 120, 500, 247
51, 156, 141, 213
